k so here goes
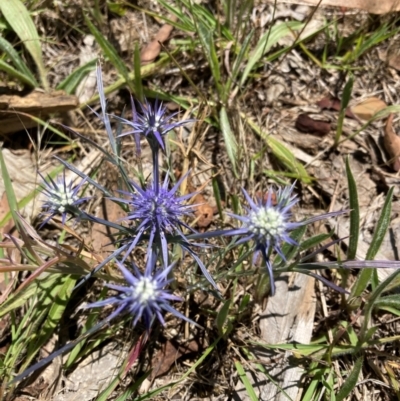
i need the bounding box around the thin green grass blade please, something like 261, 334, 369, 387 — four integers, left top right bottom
197, 21, 222, 97
114, 372, 151, 401
240, 21, 304, 86
335, 356, 363, 401
65, 287, 108, 368
244, 113, 311, 182
374, 294, 400, 310
155, 0, 195, 32
220, 107, 238, 177
56, 58, 97, 94
346, 157, 359, 260
351, 187, 394, 298
96, 373, 123, 401
359, 267, 400, 342
0, 0, 48, 89
0, 36, 38, 86
216, 299, 231, 336
335, 76, 353, 145
0, 147, 20, 228
21, 276, 76, 372
266, 136, 311, 183
0, 59, 37, 87
84, 16, 134, 92
225, 29, 254, 95
0, 274, 61, 317
235, 360, 259, 401
133, 43, 144, 102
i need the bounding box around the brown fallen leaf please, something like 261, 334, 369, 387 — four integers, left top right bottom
273, 0, 400, 14
192, 193, 215, 229
150, 339, 199, 380
351, 97, 387, 121
141, 23, 174, 64
317, 96, 356, 119
255, 191, 277, 205
295, 114, 331, 136
386, 42, 400, 71
384, 114, 400, 172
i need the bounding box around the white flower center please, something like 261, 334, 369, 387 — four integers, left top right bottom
247, 207, 285, 238
134, 277, 157, 304
50, 188, 78, 212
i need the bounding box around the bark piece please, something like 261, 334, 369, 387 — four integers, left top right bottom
272, 0, 400, 14
233, 273, 316, 401
0, 90, 78, 135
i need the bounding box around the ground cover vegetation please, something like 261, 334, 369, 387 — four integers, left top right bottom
1, 0, 400, 400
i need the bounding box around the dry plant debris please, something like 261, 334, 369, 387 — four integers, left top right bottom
274, 0, 400, 14
2, 0, 400, 400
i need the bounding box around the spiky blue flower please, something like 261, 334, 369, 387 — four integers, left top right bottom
223, 183, 345, 295
85, 252, 198, 330
38, 171, 89, 227
112, 172, 196, 266
116, 99, 193, 151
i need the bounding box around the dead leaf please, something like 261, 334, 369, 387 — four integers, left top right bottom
384, 114, 400, 172
150, 339, 199, 380
255, 191, 277, 205
141, 24, 174, 64
193, 193, 215, 229
317, 96, 356, 119
273, 0, 400, 14
295, 114, 331, 136
351, 97, 387, 121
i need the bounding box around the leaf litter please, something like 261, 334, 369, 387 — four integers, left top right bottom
2, 1, 400, 400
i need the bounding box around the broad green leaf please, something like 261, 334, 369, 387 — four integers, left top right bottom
336, 356, 363, 401
56, 58, 97, 94
346, 157, 359, 260
0, 36, 37, 86
241, 21, 304, 86
219, 107, 238, 177
0, 0, 48, 89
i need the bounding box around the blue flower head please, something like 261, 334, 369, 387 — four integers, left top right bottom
38, 171, 89, 227
227, 183, 344, 295
85, 252, 198, 330
112, 172, 196, 266
116, 99, 193, 151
